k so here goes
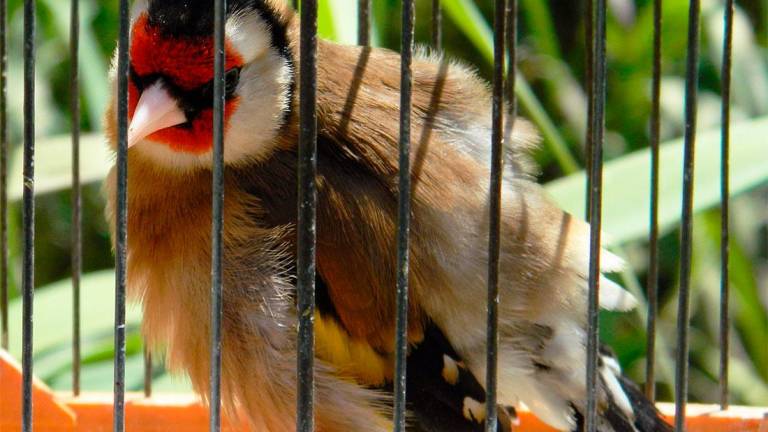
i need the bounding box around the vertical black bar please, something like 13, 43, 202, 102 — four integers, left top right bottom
645, 0, 662, 402
393, 0, 414, 430
485, 0, 505, 431
296, 0, 318, 429
584, 0, 594, 222
22, 0, 36, 431
676, 1, 700, 430
70, 0, 82, 398
209, 0, 226, 431
114, 0, 130, 431
358, 0, 370, 46
0, 0, 7, 352
504, 0, 517, 115
585, 0, 607, 430
718, 0, 733, 411
143, 348, 152, 398
431, 0, 441, 50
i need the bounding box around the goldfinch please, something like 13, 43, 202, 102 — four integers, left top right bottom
104, 1, 672, 431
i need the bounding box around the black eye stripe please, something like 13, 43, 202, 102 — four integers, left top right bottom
129, 65, 242, 123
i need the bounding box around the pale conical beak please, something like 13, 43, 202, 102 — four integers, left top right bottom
128, 81, 188, 148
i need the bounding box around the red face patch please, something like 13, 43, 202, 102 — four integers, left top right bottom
129, 13, 245, 154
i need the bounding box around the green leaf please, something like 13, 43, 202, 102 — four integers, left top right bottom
6, 270, 156, 392
545, 116, 768, 246
6, 269, 191, 393
318, 0, 359, 45
40, 0, 110, 127
696, 212, 768, 384
7, 270, 141, 361
8, 133, 111, 201
49, 351, 147, 393
519, 0, 561, 59
317, 0, 338, 42
440, 0, 493, 55
151, 370, 194, 393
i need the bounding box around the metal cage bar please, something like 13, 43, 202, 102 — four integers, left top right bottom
393, 0, 414, 430
0, 0, 7, 352
718, 0, 734, 411
209, 0, 227, 431
144, 349, 153, 398
505, 0, 517, 117
22, 0, 36, 430
1, 1, 748, 431
296, 0, 319, 429
675, 0, 701, 430
584, 0, 594, 222
358, 0, 371, 47
585, 0, 608, 430
114, 0, 130, 431
431, 0, 441, 51
70, 0, 82, 398
484, 0, 505, 431
645, 0, 663, 402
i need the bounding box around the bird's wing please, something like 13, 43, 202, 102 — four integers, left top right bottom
308, 40, 654, 431
311, 42, 529, 430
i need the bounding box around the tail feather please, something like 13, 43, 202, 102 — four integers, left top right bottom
617, 375, 674, 432
494, 325, 673, 432
570, 349, 673, 432
572, 377, 674, 432
406, 323, 516, 432
598, 275, 638, 311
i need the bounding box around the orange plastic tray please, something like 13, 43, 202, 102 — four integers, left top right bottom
2, 350, 765, 431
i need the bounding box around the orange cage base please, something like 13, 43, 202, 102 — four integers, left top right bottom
2, 350, 766, 431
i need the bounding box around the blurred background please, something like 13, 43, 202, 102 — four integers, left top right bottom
1, 0, 766, 406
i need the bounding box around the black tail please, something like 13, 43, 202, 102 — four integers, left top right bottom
405, 330, 673, 432
572, 347, 674, 432
617, 375, 673, 432
405, 323, 515, 432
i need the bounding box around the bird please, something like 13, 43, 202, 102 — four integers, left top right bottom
104, 1, 673, 431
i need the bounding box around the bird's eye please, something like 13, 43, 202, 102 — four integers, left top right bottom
198, 68, 241, 99
225, 68, 241, 95
189, 68, 240, 104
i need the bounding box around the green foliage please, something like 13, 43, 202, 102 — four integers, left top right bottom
2, 0, 766, 406
547, 116, 768, 246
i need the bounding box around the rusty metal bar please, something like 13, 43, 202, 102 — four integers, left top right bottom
393, 0, 414, 430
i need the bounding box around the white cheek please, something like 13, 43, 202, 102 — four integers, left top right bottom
226, 12, 271, 63
223, 51, 292, 166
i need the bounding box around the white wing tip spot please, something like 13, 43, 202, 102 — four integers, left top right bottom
462, 397, 486, 424
442, 354, 460, 385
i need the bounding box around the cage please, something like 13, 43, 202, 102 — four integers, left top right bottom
0, 0, 766, 431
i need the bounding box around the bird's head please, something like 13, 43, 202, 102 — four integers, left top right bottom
114, 0, 295, 170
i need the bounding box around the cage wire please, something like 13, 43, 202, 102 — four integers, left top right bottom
0, 0, 739, 431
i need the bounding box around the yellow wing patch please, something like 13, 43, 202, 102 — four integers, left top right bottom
314, 312, 393, 387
